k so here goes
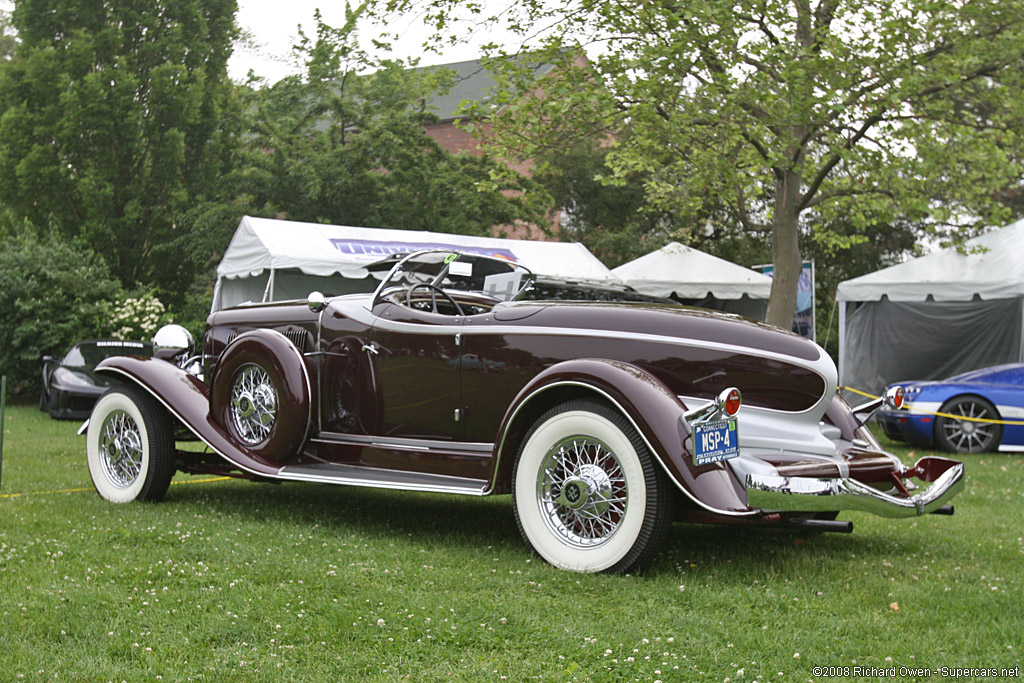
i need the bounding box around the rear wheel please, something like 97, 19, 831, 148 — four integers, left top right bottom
935, 395, 1003, 453
512, 399, 674, 573
86, 386, 175, 503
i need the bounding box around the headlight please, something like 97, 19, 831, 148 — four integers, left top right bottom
53, 367, 96, 388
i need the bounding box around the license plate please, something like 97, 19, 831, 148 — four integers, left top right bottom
693, 418, 739, 466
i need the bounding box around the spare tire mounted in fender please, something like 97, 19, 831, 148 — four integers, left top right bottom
210, 329, 312, 462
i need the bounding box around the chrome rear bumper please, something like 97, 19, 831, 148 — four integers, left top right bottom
746, 457, 964, 518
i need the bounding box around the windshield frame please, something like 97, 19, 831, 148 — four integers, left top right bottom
371, 249, 535, 310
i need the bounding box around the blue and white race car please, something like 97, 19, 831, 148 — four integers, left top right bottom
877, 364, 1024, 454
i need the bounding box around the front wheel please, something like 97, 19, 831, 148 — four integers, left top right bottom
86, 386, 176, 503
512, 399, 675, 573
935, 395, 1003, 453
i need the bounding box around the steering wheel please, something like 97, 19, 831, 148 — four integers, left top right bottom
406, 283, 465, 317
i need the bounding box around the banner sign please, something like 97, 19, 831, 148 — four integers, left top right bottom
756, 260, 816, 341
330, 238, 518, 262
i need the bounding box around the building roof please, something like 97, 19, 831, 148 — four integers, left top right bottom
420, 56, 557, 121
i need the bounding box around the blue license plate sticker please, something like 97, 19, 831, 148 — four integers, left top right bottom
693, 418, 739, 466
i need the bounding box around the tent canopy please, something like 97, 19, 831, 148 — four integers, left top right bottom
213, 216, 620, 310
611, 242, 773, 300
837, 218, 1024, 302
218, 216, 619, 282
836, 219, 1024, 394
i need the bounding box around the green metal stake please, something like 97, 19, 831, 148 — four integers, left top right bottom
0, 375, 6, 490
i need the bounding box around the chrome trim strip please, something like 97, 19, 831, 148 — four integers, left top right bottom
313, 432, 493, 454
315, 304, 325, 435
489, 379, 759, 518
277, 465, 488, 496
745, 462, 964, 518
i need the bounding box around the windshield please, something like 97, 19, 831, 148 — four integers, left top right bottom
375, 250, 534, 305
63, 341, 152, 368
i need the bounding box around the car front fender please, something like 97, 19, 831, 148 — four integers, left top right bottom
94, 356, 282, 477
489, 358, 756, 517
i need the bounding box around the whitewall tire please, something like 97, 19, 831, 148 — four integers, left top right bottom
512, 399, 675, 573
87, 386, 175, 503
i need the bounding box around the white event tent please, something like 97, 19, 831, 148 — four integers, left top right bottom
212, 216, 622, 311
612, 242, 773, 320
837, 218, 1024, 394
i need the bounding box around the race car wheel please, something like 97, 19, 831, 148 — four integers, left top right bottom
935, 395, 1003, 453
86, 386, 175, 503
211, 330, 312, 462
512, 399, 674, 573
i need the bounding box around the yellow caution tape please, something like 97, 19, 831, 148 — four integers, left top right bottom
839, 386, 1024, 426
0, 476, 232, 500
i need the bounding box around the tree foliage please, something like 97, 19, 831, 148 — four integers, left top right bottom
0, 0, 239, 302
534, 141, 678, 268
218, 7, 542, 241
0, 230, 123, 397
386, 0, 1024, 327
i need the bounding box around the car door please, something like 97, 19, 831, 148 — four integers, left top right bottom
367, 299, 464, 440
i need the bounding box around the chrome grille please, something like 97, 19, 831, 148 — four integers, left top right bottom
222, 328, 308, 352
284, 329, 307, 351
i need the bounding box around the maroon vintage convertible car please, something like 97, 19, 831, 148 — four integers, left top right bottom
85, 250, 964, 573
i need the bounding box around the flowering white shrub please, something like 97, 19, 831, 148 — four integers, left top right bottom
110, 293, 169, 341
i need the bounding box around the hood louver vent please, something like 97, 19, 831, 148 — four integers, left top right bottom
225, 329, 307, 352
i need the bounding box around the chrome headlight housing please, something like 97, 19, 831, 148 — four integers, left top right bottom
153, 324, 196, 368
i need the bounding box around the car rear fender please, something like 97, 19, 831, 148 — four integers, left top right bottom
489, 358, 755, 517
93, 356, 282, 477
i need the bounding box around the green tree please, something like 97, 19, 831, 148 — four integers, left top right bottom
386, 0, 1024, 328
0, 10, 17, 61
0, 0, 239, 303
535, 141, 678, 268
0, 230, 123, 397
229, 6, 541, 236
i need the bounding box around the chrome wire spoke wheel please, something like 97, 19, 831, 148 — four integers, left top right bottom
513, 400, 674, 574
98, 410, 143, 488
230, 363, 278, 444
537, 436, 628, 549
87, 387, 175, 503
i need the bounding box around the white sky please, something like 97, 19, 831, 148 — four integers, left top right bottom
0, 0, 524, 83
231, 1, 511, 83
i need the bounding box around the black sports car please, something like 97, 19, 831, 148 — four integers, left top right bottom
41, 340, 153, 419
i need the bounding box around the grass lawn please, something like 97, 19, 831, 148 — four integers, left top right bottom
1, 404, 1021, 681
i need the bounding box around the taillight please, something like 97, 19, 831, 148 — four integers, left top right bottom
884, 386, 905, 410
723, 388, 742, 416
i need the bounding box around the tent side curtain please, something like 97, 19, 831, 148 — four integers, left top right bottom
673, 294, 768, 321
215, 269, 378, 311
841, 297, 1022, 395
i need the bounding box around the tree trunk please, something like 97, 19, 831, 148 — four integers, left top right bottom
766, 169, 802, 330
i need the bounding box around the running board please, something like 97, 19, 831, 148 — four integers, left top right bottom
276, 462, 489, 496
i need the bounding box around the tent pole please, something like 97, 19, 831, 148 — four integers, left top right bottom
211, 277, 223, 314
838, 302, 847, 387
810, 259, 816, 342
262, 269, 276, 303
